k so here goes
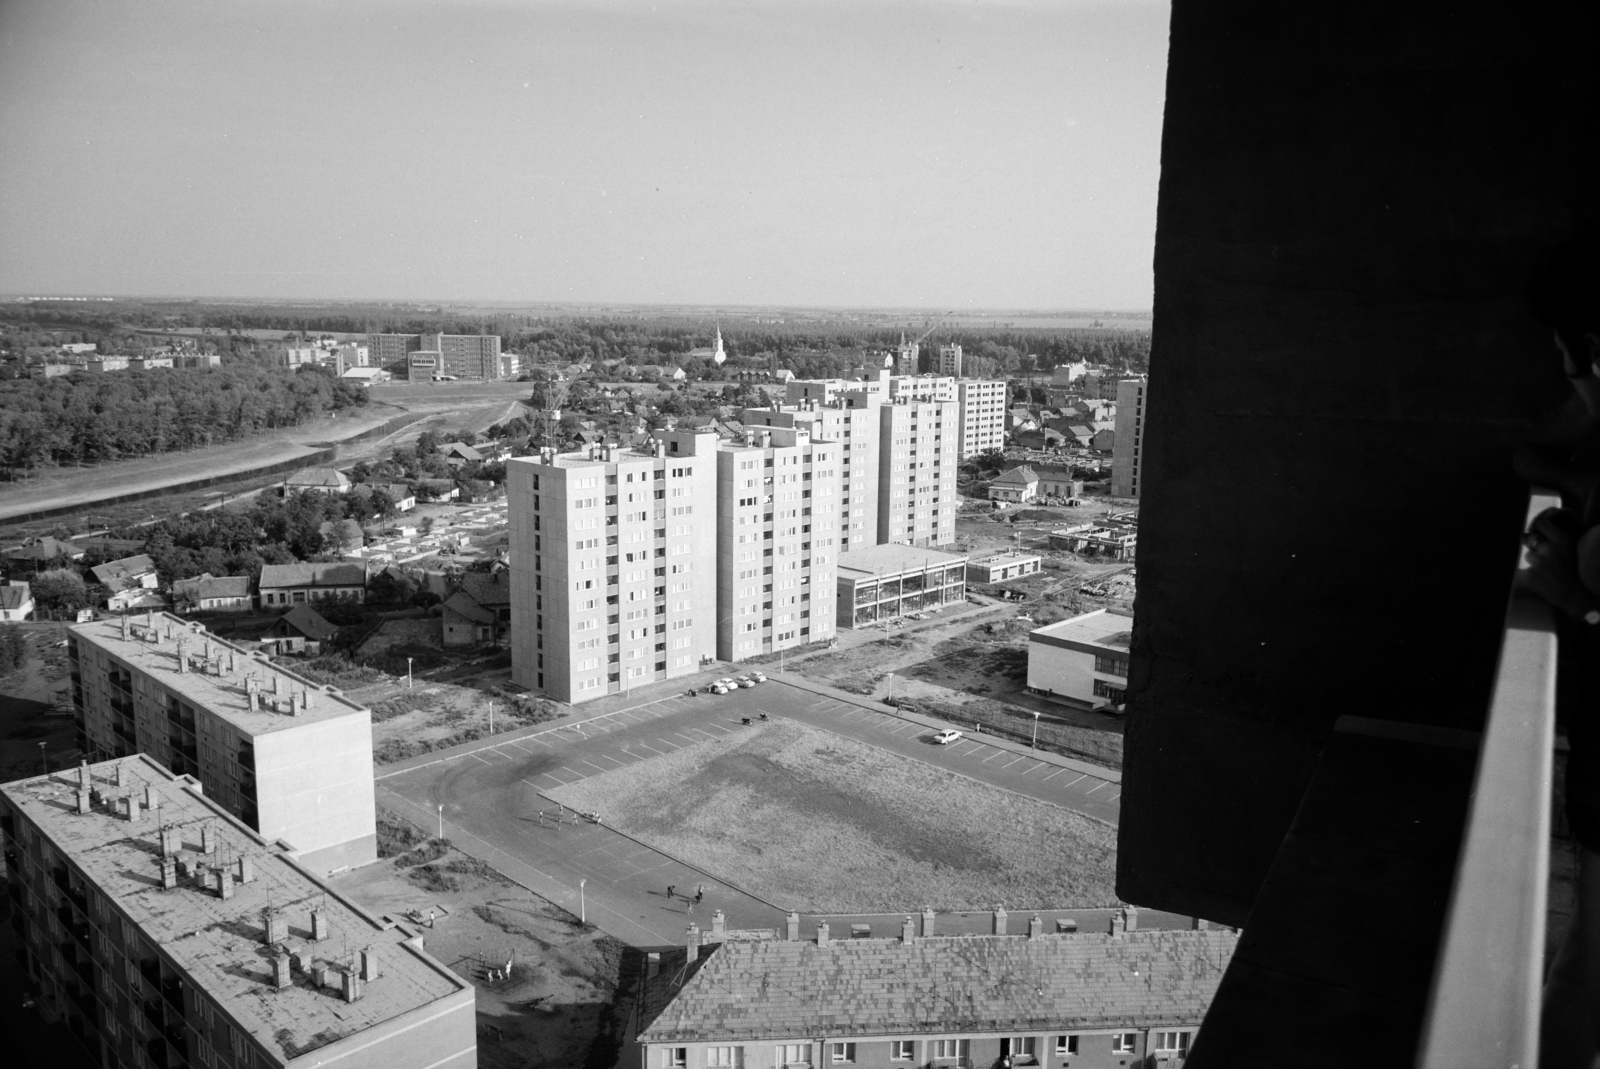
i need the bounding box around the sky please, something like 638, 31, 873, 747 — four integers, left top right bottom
0, 0, 1172, 310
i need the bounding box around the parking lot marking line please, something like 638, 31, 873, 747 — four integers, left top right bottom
670, 732, 701, 745
593, 753, 630, 768
1016, 761, 1043, 775
554, 766, 588, 782
467, 753, 494, 766
505, 741, 539, 755
1061, 774, 1088, 789
1108, 792, 1122, 802
1041, 767, 1067, 781
980, 749, 1009, 764
654, 739, 680, 750
1000, 756, 1027, 769
633, 743, 663, 756
578, 759, 613, 775
1085, 781, 1109, 795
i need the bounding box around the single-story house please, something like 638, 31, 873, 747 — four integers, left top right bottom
1033, 465, 1085, 502
281, 467, 352, 495
988, 466, 1040, 503
440, 441, 484, 465
414, 478, 460, 502
2, 537, 85, 568
372, 483, 416, 512
1013, 428, 1068, 452
441, 592, 497, 646
0, 581, 34, 621
91, 554, 162, 611
260, 605, 339, 655
170, 574, 253, 614
258, 562, 368, 608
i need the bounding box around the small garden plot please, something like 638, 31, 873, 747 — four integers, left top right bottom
546, 719, 1118, 914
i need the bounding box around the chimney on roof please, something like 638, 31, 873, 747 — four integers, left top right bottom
296, 690, 309, 714
711, 910, 725, 940
816, 922, 829, 946
312, 963, 331, 988
160, 857, 177, 890
127, 795, 142, 823
160, 828, 179, 858
201, 825, 216, 854
274, 674, 283, 696
993, 907, 1008, 935
293, 947, 314, 974
1123, 905, 1139, 932
312, 908, 329, 941
340, 968, 364, 1003
271, 953, 291, 990
75, 789, 90, 815
121, 616, 130, 640
1191, 916, 1208, 931
786, 912, 800, 941
901, 916, 915, 944
238, 855, 254, 884
655, 440, 666, 458
359, 948, 379, 981
177, 639, 188, 673
228, 652, 236, 673
145, 610, 153, 628
144, 785, 159, 810
262, 909, 288, 945
77, 760, 88, 789
115, 763, 127, 788
218, 869, 234, 900
249, 691, 259, 712
921, 907, 936, 938
686, 923, 701, 960
1110, 912, 1126, 939
1028, 914, 1045, 939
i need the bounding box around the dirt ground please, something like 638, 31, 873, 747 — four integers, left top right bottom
0, 623, 78, 783
547, 718, 1119, 913
331, 825, 630, 1069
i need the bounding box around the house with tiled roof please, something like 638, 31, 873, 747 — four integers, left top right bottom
261, 604, 339, 654
988, 466, 1039, 504
636, 913, 1236, 1069
170, 574, 253, 613
90, 554, 163, 611
257, 562, 367, 608
280, 467, 351, 494
2, 536, 85, 568
0, 580, 33, 621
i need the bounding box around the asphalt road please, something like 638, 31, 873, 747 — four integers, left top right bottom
376, 680, 1132, 949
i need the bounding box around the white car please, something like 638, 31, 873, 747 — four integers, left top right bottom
932, 730, 964, 745
716, 678, 737, 689
749, 671, 767, 683
736, 677, 757, 689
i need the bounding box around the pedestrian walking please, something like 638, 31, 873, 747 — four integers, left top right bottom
667, 885, 675, 901
427, 909, 436, 929
694, 890, 703, 905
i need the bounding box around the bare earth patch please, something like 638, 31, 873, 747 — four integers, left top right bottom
546, 719, 1118, 914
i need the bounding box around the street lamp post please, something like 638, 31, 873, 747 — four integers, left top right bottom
407, 657, 414, 690
437, 804, 444, 840
579, 878, 586, 925
488, 701, 494, 736
885, 673, 895, 703
1031, 710, 1040, 750
38, 741, 47, 775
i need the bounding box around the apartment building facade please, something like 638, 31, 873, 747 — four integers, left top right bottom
635, 922, 1234, 1069
67, 613, 377, 873
365, 332, 503, 381
876, 397, 958, 547
1110, 376, 1147, 499
507, 433, 718, 704
713, 426, 840, 661
0, 756, 476, 1069
885, 375, 1008, 461
741, 402, 881, 555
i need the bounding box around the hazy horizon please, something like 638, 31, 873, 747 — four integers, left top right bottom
0, 0, 1172, 310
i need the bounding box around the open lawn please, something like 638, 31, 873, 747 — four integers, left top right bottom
546, 718, 1118, 914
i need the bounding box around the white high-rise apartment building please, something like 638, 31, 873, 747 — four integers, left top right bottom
877, 396, 959, 547
507, 432, 718, 704
884, 375, 1006, 461
715, 426, 841, 661
742, 402, 881, 554
936, 343, 963, 377
1111, 376, 1148, 499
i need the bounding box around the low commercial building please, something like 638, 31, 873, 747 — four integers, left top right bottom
1048, 526, 1137, 560
67, 612, 378, 871
968, 553, 1042, 585
635, 912, 1234, 1069
835, 542, 967, 629
0, 755, 476, 1069
258, 562, 368, 608
1027, 609, 1133, 709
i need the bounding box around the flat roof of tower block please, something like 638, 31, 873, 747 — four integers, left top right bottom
69, 612, 367, 735
0, 756, 467, 1061
835, 543, 968, 581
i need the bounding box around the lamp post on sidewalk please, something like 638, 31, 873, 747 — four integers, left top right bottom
579, 879, 586, 925
437, 804, 444, 840
407, 657, 414, 690
885, 673, 895, 703
488, 701, 494, 736
1031, 710, 1040, 749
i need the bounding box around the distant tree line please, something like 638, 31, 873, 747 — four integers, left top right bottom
0, 364, 368, 476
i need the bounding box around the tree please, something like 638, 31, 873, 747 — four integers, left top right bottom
32, 568, 91, 612
0, 625, 29, 675
415, 430, 440, 457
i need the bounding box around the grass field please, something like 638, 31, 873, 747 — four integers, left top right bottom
546, 719, 1118, 914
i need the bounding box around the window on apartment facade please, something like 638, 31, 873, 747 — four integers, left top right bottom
661, 1049, 687, 1069
890, 1042, 914, 1061
1153, 1032, 1190, 1055
1093, 654, 1129, 677
706, 1047, 742, 1067
1054, 1037, 1078, 1056
932, 1040, 968, 1060
831, 1045, 855, 1063
1007, 1038, 1036, 1064
776, 1044, 812, 1066
1110, 1034, 1138, 1054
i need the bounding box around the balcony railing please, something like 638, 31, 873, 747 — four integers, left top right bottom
1415, 489, 1559, 1067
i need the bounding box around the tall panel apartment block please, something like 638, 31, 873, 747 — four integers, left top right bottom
508, 433, 718, 704
0, 756, 476, 1069
67, 614, 376, 873
955, 379, 1007, 460
1110, 376, 1147, 500
742, 402, 880, 554
365, 333, 502, 381
876, 397, 959, 547
714, 426, 841, 661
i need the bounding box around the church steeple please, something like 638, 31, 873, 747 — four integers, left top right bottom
712, 325, 726, 365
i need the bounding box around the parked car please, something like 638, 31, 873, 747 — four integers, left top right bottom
709, 683, 731, 695
736, 677, 756, 689
749, 671, 766, 683
932, 730, 964, 745
716, 677, 737, 689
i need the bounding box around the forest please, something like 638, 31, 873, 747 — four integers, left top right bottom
0, 363, 368, 476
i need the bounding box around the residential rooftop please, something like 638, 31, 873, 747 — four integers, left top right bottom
835, 542, 968, 581
0, 755, 466, 1061
973, 552, 1042, 567
1030, 609, 1134, 651
70, 612, 367, 735
639, 927, 1238, 1043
